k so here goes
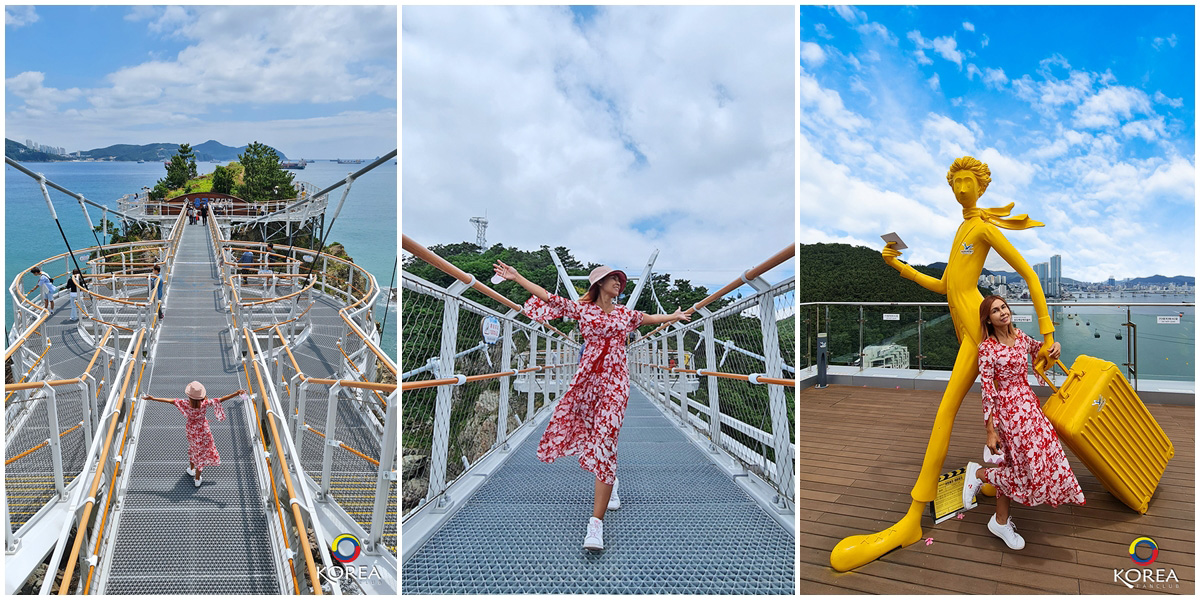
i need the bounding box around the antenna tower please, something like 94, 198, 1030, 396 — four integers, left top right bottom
470, 216, 488, 252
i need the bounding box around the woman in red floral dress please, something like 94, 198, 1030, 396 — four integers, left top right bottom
493, 260, 689, 551
962, 295, 1085, 550
143, 381, 247, 487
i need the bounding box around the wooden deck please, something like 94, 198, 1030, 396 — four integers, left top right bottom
800, 385, 1194, 594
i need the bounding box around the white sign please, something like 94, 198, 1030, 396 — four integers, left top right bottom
482, 316, 501, 344
882, 313, 900, 321
1011, 315, 1033, 323
1157, 316, 1181, 325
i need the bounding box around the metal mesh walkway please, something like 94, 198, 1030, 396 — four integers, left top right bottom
100, 223, 283, 594
401, 387, 795, 594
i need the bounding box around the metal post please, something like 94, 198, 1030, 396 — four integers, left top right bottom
428, 288, 463, 502
858, 305, 865, 372
44, 384, 66, 499
702, 309, 720, 450
295, 380, 310, 454
917, 305, 924, 371
367, 395, 396, 552
320, 382, 342, 501
496, 319, 514, 449
759, 287, 793, 503
526, 332, 538, 420
80, 380, 94, 451
675, 330, 687, 423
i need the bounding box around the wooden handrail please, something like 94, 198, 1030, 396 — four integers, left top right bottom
243, 327, 322, 593
400, 364, 568, 391
58, 328, 144, 594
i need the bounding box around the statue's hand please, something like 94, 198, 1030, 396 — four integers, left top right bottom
882, 241, 903, 268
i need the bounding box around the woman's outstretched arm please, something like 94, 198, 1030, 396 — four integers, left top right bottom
641, 308, 692, 326
217, 389, 248, 402
141, 394, 174, 403
493, 260, 550, 301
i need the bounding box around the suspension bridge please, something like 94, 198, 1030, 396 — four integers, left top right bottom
4, 154, 398, 595
400, 236, 796, 593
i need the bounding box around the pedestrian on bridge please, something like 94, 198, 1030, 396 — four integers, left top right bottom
493, 260, 691, 551
30, 267, 55, 312
142, 383, 247, 487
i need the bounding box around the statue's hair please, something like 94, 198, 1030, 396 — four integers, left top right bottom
946, 156, 991, 196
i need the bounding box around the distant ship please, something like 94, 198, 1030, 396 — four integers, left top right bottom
281, 159, 307, 169
337, 158, 364, 164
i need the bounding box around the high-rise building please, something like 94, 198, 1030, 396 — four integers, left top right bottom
1050, 254, 1062, 296
1033, 262, 1049, 290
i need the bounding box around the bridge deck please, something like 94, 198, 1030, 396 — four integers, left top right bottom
800, 385, 1194, 594
103, 221, 282, 594
402, 386, 795, 594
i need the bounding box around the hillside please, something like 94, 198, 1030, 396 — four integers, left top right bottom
5, 139, 70, 162
80, 140, 288, 162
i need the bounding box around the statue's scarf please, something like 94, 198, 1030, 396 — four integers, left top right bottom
963, 203, 1043, 230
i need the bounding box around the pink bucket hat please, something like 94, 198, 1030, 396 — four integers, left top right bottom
185, 381, 206, 400
588, 266, 627, 290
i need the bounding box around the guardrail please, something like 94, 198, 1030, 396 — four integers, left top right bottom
628, 245, 796, 508
38, 327, 147, 594
400, 243, 580, 519
799, 300, 1197, 388
241, 327, 335, 594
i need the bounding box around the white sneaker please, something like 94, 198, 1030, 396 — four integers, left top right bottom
583, 517, 604, 551
187, 465, 196, 476
607, 478, 621, 511
988, 514, 1025, 550
962, 462, 983, 510
193, 475, 202, 487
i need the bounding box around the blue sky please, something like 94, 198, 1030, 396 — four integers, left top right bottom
403, 6, 795, 294
5, 6, 396, 158
800, 5, 1195, 282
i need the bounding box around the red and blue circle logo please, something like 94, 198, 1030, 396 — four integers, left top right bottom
331, 533, 361, 563
1129, 537, 1158, 565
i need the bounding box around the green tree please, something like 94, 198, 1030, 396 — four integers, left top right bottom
211, 165, 234, 194
235, 141, 296, 203
161, 144, 196, 190
149, 181, 170, 202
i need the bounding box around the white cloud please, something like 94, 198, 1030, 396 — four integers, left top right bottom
814, 23, 833, 40
981, 34, 989, 48
406, 6, 794, 290
963, 21, 975, 32
907, 30, 934, 65
5, 71, 82, 113
983, 67, 1008, 88
1152, 34, 1178, 49
966, 64, 982, 81
833, 5, 867, 24
931, 36, 963, 68
800, 41, 827, 67
856, 22, 897, 45
1154, 90, 1184, 108
5, 6, 37, 27
1072, 86, 1152, 129
928, 73, 941, 92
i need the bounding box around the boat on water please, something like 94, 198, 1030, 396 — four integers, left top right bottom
280, 159, 307, 169
337, 158, 364, 164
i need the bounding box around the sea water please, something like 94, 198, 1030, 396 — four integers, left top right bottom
1010, 294, 1195, 382
4, 160, 397, 358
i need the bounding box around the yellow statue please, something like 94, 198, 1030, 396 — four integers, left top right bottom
830, 156, 1059, 572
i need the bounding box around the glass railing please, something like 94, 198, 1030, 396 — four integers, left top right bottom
800, 301, 1195, 384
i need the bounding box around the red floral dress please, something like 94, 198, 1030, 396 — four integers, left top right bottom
173, 397, 228, 468
523, 294, 644, 485
977, 330, 1085, 507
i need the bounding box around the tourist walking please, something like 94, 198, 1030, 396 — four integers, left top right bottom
150, 264, 166, 319
142, 383, 247, 487
492, 260, 690, 551
66, 268, 89, 322
30, 266, 55, 311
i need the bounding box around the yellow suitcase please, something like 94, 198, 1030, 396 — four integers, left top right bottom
1034, 355, 1173, 514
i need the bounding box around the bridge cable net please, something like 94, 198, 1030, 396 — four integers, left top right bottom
629, 245, 796, 506
400, 236, 580, 519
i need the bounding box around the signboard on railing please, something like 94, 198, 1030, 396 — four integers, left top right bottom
1157, 316, 1181, 324
1011, 315, 1033, 323
882, 313, 899, 321
482, 316, 501, 344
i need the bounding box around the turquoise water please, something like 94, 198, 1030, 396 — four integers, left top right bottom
5, 160, 397, 358
1011, 295, 1195, 381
